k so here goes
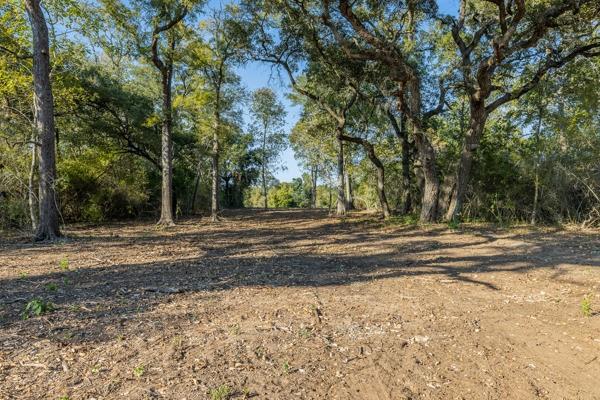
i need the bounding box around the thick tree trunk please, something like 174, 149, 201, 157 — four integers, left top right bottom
310, 165, 317, 208
444, 104, 488, 222
411, 122, 439, 222
25, 0, 61, 241
336, 136, 347, 216
405, 79, 440, 223
157, 69, 175, 226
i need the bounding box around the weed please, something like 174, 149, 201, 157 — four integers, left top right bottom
59, 257, 69, 271
298, 327, 312, 339
91, 364, 101, 374
133, 364, 145, 378
46, 283, 58, 292
282, 360, 290, 374
22, 299, 54, 319
385, 214, 419, 227
581, 295, 592, 317
447, 219, 460, 230
210, 385, 231, 400
228, 324, 241, 335
58, 396, 70, 400
19, 272, 28, 278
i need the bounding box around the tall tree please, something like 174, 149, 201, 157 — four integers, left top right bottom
151, 4, 187, 226
192, 6, 246, 221
249, 88, 287, 209
24, 0, 61, 241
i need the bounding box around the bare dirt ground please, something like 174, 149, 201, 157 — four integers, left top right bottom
1, 209, 599, 400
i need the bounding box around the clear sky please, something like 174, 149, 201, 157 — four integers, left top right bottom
216, 0, 460, 182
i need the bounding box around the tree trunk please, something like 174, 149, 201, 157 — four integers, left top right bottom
336, 135, 347, 216
405, 79, 440, 223
25, 0, 61, 241
344, 163, 354, 210
157, 68, 175, 226
310, 165, 318, 208
262, 125, 268, 209
444, 103, 487, 222
28, 129, 38, 231
411, 122, 439, 223
211, 129, 219, 222
531, 106, 543, 225
190, 160, 202, 214
388, 110, 412, 214
339, 134, 391, 219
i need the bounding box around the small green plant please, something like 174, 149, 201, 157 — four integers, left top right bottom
91, 364, 101, 374
19, 272, 29, 278
58, 396, 71, 400
447, 219, 460, 230
59, 257, 69, 271
581, 295, 593, 317
210, 385, 231, 400
298, 327, 312, 339
282, 361, 290, 374
46, 283, 58, 292
22, 299, 54, 319
133, 364, 145, 378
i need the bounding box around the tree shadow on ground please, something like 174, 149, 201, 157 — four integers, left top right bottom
0, 209, 598, 344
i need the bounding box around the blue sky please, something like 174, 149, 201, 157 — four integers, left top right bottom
220, 0, 460, 182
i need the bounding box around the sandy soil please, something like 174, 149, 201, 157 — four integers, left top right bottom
1, 209, 599, 400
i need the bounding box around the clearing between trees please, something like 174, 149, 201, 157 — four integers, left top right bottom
1, 209, 599, 400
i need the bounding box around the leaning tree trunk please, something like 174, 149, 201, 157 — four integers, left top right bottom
444, 103, 488, 222
157, 68, 175, 226
336, 135, 347, 216
25, 0, 61, 241
340, 134, 391, 219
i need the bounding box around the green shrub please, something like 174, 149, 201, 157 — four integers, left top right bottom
22, 299, 54, 319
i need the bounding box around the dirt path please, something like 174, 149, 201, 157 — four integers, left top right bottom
1, 209, 599, 399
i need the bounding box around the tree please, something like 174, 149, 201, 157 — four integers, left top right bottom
25, 0, 61, 241
189, 6, 247, 221
249, 88, 287, 209
101, 0, 200, 226
442, 0, 600, 221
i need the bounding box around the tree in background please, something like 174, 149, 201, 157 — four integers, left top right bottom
249, 88, 287, 209
289, 104, 337, 209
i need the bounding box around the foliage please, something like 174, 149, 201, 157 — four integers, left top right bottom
22, 299, 54, 319
210, 385, 231, 400
581, 295, 592, 318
